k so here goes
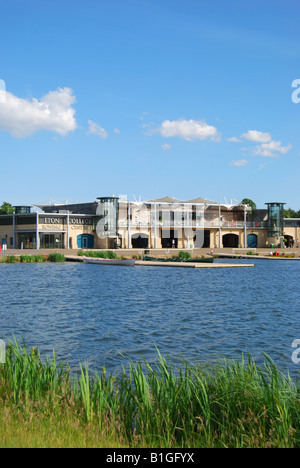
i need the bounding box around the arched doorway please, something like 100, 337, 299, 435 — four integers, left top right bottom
284, 235, 294, 248
77, 234, 94, 249
132, 233, 149, 248
247, 234, 258, 248
223, 233, 239, 248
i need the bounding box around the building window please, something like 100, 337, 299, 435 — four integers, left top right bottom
18, 233, 37, 249
39, 234, 64, 249
266, 203, 285, 237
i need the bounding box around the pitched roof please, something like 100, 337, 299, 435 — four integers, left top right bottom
185, 197, 218, 204
147, 196, 182, 203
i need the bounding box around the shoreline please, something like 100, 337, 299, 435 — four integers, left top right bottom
2, 248, 298, 266
1, 247, 299, 258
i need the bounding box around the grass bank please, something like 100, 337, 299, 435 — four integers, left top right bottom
0, 341, 299, 448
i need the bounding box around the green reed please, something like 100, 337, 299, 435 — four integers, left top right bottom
47, 253, 66, 262
0, 340, 300, 448
1, 254, 61, 263
20, 255, 36, 263
1, 255, 20, 263
1, 339, 70, 405
78, 250, 118, 259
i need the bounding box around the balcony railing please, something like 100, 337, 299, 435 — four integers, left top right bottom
118, 219, 269, 229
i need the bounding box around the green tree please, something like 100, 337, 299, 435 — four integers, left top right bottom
284, 208, 300, 218
0, 202, 14, 215
241, 198, 257, 213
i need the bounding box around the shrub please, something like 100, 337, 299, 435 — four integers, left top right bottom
81, 251, 118, 260
20, 255, 35, 263
34, 255, 45, 263
47, 253, 66, 262
103, 251, 118, 259
5, 255, 19, 263
178, 251, 192, 260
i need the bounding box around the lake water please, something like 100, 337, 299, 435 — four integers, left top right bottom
0, 259, 299, 377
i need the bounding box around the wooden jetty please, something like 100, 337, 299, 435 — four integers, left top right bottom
65, 256, 254, 269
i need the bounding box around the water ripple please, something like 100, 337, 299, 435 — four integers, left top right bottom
0, 260, 299, 376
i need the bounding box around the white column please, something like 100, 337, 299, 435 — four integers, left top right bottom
128, 202, 131, 249
67, 211, 70, 249
244, 205, 247, 248
12, 211, 16, 249
219, 203, 222, 248
36, 212, 40, 250
154, 201, 157, 249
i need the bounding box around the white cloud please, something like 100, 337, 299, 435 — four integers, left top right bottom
87, 120, 108, 139
254, 140, 292, 157
241, 130, 272, 143
230, 159, 249, 167
156, 119, 219, 142
113, 128, 120, 134
162, 143, 171, 151
0, 79, 6, 104
0, 87, 77, 138
227, 137, 241, 143
239, 129, 292, 158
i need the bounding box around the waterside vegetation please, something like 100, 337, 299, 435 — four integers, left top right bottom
0, 341, 299, 448
78, 250, 118, 259
0, 253, 66, 264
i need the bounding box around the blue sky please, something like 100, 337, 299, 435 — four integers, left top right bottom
0, 0, 299, 209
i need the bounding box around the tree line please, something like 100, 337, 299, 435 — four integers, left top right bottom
0, 202, 14, 215
284, 207, 300, 218
241, 199, 299, 218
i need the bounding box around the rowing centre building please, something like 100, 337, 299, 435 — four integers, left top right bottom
0, 197, 299, 250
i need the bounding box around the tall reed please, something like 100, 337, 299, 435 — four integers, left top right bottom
1, 339, 70, 406
78, 250, 118, 259
0, 340, 299, 448
47, 253, 66, 262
